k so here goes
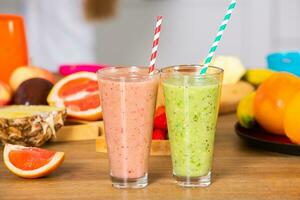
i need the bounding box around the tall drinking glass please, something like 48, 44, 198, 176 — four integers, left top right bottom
97, 67, 159, 188
161, 65, 223, 187
0, 15, 28, 83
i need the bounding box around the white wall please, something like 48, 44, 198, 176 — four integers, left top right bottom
1, 0, 299, 70
95, 0, 300, 68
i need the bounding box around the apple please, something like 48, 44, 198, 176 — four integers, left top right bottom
9, 66, 56, 91
0, 81, 12, 106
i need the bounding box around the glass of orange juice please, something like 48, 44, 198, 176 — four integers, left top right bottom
0, 15, 28, 83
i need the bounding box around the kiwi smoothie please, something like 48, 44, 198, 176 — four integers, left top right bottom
162, 66, 223, 186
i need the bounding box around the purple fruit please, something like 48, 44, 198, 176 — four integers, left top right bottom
14, 78, 53, 105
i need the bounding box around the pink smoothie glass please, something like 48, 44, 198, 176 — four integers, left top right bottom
97, 66, 159, 188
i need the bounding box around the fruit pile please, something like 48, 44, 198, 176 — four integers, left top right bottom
0, 66, 55, 106
0, 66, 102, 121
237, 72, 300, 144
0, 66, 103, 147
153, 106, 168, 140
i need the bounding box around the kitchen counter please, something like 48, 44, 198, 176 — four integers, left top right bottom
1, 114, 300, 200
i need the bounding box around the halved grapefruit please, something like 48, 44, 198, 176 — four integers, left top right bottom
3, 144, 64, 178
47, 72, 102, 121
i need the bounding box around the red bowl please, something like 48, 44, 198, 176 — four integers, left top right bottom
59, 64, 108, 76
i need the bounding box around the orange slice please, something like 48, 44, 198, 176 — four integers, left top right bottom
47, 72, 102, 121
3, 144, 64, 178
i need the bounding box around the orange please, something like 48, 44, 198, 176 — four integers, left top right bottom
254, 72, 300, 135
47, 72, 102, 121
3, 144, 64, 178
284, 93, 300, 144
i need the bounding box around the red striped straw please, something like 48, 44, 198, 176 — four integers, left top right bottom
149, 16, 163, 74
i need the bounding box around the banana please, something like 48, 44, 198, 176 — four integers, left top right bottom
237, 92, 256, 128
243, 68, 274, 87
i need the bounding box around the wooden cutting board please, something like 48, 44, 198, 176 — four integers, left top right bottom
56, 118, 170, 155
219, 81, 255, 114
53, 120, 103, 142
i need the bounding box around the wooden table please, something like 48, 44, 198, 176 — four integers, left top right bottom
1, 114, 300, 200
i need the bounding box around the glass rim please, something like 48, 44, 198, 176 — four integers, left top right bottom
161, 65, 224, 77
97, 66, 160, 81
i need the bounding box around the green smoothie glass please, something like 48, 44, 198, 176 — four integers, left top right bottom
162, 65, 223, 187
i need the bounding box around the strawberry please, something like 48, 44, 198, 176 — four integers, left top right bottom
154, 106, 167, 130
152, 129, 167, 140
155, 106, 166, 118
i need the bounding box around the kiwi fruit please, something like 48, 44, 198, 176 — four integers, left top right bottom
14, 78, 54, 105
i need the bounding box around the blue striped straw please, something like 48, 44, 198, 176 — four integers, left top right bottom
200, 0, 237, 75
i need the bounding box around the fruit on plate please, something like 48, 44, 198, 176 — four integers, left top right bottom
284, 93, 300, 144
9, 66, 56, 91
0, 106, 66, 146
3, 144, 64, 178
254, 72, 300, 135
206, 56, 246, 84
47, 72, 102, 121
237, 92, 256, 128
243, 68, 274, 87
0, 81, 12, 106
13, 78, 53, 105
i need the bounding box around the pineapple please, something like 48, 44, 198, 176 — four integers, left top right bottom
0, 106, 66, 147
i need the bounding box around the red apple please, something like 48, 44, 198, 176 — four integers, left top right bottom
9, 66, 56, 91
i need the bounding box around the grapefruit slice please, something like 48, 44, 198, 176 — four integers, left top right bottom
3, 144, 64, 178
47, 72, 102, 121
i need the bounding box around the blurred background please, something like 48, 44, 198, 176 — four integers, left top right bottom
0, 0, 299, 71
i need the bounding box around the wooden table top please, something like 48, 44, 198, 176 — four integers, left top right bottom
1, 114, 300, 200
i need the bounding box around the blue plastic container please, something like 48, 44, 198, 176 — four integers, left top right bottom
267, 51, 300, 77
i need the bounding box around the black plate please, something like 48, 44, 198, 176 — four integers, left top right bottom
235, 123, 300, 155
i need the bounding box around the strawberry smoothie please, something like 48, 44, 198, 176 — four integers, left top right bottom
98, 67, 159, 188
